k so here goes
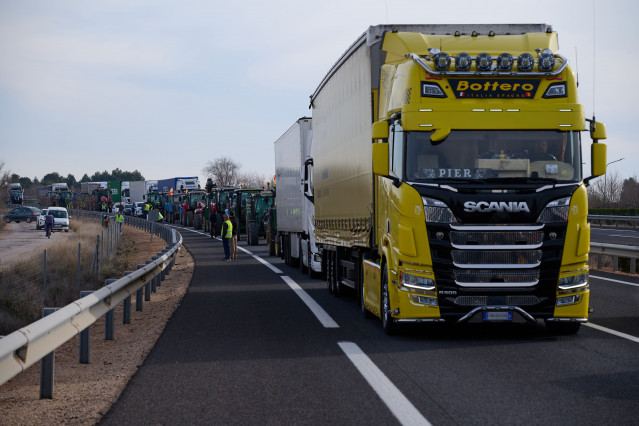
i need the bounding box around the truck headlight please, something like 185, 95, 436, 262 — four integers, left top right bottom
423, 197, 456, 224
558, 272, 588, 290
537, 197, 570, 223
401, 271, 436, 291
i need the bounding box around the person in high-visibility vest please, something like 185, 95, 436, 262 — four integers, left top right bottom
144, 202, 151, 220
115, 211, 124, 234
156, 211, 164, 222
221, 214, 232, 261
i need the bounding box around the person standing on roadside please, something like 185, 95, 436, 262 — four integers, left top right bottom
144, 202, 151, 220
115, 211, 124, 234
209, 203, 217, 239
229, 211, 240, 260
221, 214, 232, 261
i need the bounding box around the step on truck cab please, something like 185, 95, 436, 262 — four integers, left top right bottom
310, 24, 607, 334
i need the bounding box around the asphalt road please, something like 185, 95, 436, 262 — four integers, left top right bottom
101, 225, 639, 425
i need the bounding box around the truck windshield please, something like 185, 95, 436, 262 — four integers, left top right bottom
405, 130, 582, 183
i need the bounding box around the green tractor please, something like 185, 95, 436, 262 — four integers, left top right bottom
182, 189, 208, 229
245, 189, 275, 246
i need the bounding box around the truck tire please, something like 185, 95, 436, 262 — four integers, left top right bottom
194, 212, 203, 229
186, 211, 194, 227
308, 241, 319, 279
248, 221, 259, 246
326, 251, 333, 294
381, 265, 397, 335
299, 239, 308, 274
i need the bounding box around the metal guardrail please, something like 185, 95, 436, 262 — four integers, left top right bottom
588, 215, 639, 228
590, 242, 639, 273
0, 214, 182, 386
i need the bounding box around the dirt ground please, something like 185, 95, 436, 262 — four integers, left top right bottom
0, 224, 194, 425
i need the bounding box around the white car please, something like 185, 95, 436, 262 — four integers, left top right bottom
36, 209, 48, 230
134, 202, 145, 217
46, 206, 70, 232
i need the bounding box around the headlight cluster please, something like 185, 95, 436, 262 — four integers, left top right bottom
537, 197, 570, 223
428, 48, 558, 73
423, 197, 456, 223
401, 271, 436, 291
558, 272, 588, 290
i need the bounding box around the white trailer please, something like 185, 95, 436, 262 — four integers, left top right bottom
274, 117, 321, 276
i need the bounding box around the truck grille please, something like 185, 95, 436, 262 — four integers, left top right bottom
453, 295, 541, 306
450, 230, 543, 248
451, 250, 542, 268
454, 269, 539, 286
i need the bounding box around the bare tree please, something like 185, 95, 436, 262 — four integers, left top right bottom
202, 157, 240, 187
588, 169, 623, 208
620, 175, 639, 208
236, 171, 269, 189
0, 160, 10, 199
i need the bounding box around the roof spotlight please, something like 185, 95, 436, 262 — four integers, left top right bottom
538, 49, 555, 72
496, 53, 514, 71
455, 52, 472, 71
433, 52, 451, 71
476, 53, 492, 71
517, 53, 535, 72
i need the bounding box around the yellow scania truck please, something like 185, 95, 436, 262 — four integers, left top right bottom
310, 24, 607, 334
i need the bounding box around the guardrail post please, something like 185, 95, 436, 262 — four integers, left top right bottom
147, 260, 157, 293
613, 256, 619, 272
123, 271, 133, 323
161, 250, 169, 280
79, 291, 93, 364
104, 279, 117, 340
40, 307, 59, 399
136, 264, 145, 310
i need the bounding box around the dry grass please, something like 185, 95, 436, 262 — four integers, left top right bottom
0, 218, 159, 335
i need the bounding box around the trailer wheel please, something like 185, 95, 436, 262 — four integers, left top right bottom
248, 221, 259, 246
326, 251, 333, 294
381, 265, 397, 335
332, 251, 342, 297
299, 239, 308, 274
308, 241, 319, 279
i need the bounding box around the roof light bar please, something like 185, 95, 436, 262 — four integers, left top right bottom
409, 50, 568, 76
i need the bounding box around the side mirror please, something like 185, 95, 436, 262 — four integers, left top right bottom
372, 143, 389, 176
590, 121, 607, 141
372, 121, 389, 140
591, 143, 607, 177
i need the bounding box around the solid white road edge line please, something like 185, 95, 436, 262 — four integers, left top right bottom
253, 255, 283, 274
281, 275, 339, 328
590, 275, 639, 287
338, 342, 431, 426
584, 323, 639, 343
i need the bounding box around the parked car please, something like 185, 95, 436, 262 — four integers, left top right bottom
3, 206, 40, 223
36, 208, 48, 230
134, 202, 145, 217
47, 206, 70, 232
122, 203, 134, 216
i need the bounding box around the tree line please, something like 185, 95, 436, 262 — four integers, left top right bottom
5, 168, 145, 190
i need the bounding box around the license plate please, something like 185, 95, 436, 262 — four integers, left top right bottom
483, 311, 512, 321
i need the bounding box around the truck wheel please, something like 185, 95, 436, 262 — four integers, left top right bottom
545, 320, 581, 335
332, 251, 342, 297
308, 241, 319, 279
248, 222, 259, 246
299, 239, 308, 274
381, 265, 397, 335
325, 252, 333, 294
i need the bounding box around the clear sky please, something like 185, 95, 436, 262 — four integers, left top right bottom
1, 0, 637, 186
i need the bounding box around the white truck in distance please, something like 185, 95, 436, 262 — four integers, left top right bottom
274, 117, 321, 276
